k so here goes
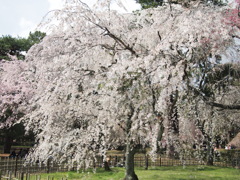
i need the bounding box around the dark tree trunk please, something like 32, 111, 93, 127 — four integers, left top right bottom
206, 141, 214, 166
123, 101, 138, 180
104, 161, 111, 171
124, 144, 138, 180
3, 136, 13, 153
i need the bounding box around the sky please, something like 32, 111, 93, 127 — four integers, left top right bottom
0, 0, 140, 37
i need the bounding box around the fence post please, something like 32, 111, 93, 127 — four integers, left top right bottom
7, 158, 9, 172
9, 171, 12, 180
47, 160, 50, 173
114, 156, 117, 167
20, 172, 24, 180
145, 154, 148, 170
14, 157, 18, 177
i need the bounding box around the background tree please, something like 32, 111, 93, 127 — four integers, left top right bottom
135, 0, 163, 9
26, 31, 47, 50
0, 36, 26, 60
0, 31, 45, 153
0, 31, 46, 61
135, 0, 226, 9
22, 1, 239, 180
0, 59, 33, 153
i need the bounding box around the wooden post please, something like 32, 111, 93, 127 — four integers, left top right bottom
0, 170, 2, 180
7, 158, 9, 172
14, 157, 18, 177
109, 156, 111, 167
26, 173, 30, 180
9, 171, 12, 180
145, 154, 149, 170
20, 172, 24, 180
47, 160, 50, 174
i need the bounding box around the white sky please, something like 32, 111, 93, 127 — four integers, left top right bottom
0, 0, 140, 37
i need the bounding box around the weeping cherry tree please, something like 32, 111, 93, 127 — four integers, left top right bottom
22, 0, 240, 179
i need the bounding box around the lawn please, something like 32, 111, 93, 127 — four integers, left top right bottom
35, 166, 240, 180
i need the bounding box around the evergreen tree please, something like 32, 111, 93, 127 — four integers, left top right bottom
135, 0, 163, 9
0, 31, 46, 61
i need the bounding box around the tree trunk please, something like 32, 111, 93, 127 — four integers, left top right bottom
104, 161, 111, 171
206, 140, 214, 166
3, 136, 13, 153
124, 144, 138, 180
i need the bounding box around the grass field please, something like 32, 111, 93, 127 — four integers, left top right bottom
35, 166, 240, 180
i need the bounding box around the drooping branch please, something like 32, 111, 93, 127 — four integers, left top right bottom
189, 86, 240, 110
206, 101, 240, 110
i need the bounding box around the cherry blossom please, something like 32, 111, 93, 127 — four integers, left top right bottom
23, 1, 240, 179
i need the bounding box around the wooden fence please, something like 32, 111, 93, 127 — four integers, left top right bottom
1, 152, 240, 179
0, 171, 68, 180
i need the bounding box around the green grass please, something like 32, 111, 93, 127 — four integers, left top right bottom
32, 166, 240, 180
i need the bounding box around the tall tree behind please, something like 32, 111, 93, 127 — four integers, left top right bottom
0, 59, 34, 153
135, 0, 163, 9
135, 0, 226, 9
0, 31, 45, 153
0, 31, 46, 61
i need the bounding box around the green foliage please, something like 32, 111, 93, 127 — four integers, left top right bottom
0, 36, 25, 60
27, 31, 47, 49
135, 0, 163, 9
0, 31, 46, 60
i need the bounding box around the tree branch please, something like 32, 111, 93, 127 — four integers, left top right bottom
189, 86, 240, 110
206, 102, 240, 110
104, 28, 138, 57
